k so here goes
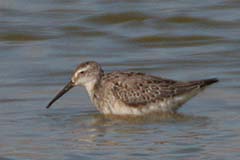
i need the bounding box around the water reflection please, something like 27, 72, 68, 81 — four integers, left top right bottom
51, 112, 211, 160
50, 112, 210, 144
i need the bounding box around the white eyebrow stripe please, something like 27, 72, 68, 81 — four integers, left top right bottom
72, 68, 87, 82
74, 66, 90, 76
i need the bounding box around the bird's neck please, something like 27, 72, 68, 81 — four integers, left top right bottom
84, 75, 102, 101
84, 80, 97, 100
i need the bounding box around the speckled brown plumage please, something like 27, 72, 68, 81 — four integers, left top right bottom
99, 72, 218, 108
46, 61, 218, 115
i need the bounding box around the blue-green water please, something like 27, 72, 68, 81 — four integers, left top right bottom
0, 0, 240, 159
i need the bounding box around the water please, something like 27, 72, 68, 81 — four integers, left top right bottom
0, 0, 240, 159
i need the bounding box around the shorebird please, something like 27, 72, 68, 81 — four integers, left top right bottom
46, 61, 218, 115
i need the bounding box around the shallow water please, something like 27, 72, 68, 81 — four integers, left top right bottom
0, 0, 240, 159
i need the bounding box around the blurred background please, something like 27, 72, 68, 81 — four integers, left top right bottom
0, 0, 240, 159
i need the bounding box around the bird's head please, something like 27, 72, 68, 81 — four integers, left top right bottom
46, 61, 103, 109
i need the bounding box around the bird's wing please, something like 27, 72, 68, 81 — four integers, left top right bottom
109, 72, 207, 107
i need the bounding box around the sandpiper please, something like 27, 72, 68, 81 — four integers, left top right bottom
46, 61, 218, 115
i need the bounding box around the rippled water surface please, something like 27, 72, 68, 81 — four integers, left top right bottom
0, 0, 240, 159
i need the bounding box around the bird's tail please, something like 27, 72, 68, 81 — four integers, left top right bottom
198, 78, 219, 88
170, 78, 219, 112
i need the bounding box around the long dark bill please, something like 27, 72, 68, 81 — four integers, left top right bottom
46, 81, 74, 109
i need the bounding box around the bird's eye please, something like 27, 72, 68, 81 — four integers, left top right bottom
80, 71, 85, 74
